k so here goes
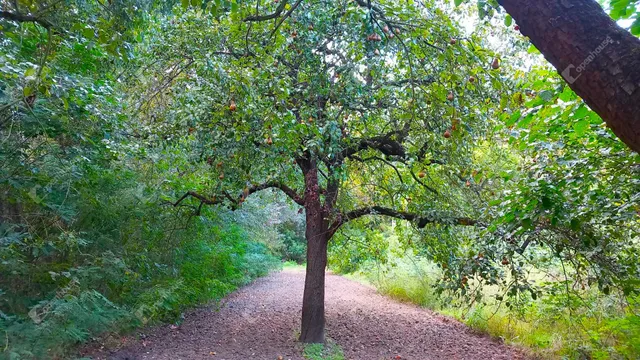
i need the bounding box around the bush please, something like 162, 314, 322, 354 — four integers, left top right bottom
0, 164, 281, 359
280, 226, 307, 264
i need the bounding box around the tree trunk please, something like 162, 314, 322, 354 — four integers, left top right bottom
498, 0, 640, 153
299, 216, 328, 343
298, 158, 330, 343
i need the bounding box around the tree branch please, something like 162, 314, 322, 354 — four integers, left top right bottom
351, 155, 405, 184
342, 129, 409, 159
245, 181, 305, 206
372, 77, 435, 90
329, 205, 478, 237
170, 181, 304, 212
0, 11, 54, 29
244, 0, 287, 22
171, 191, 220, 207
269, 0, 303, 39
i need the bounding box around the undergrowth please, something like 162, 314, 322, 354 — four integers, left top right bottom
303, 341, 346, 360
345, 255, 640, 359
0, 165, 281, 359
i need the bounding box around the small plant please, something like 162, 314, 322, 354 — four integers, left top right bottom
303, 341, 346, 360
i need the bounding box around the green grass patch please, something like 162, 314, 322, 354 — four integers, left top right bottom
303, 341, 346, 360
283, 260, 306, 270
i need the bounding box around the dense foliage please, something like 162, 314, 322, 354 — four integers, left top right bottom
0, 1, 285, 358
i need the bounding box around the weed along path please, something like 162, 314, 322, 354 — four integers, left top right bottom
86, 268, 526, 360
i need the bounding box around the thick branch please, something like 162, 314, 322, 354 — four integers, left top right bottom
329, 205, 477, 237
170, 181, 304, 211
497, 0, 640, 153
0, 11, 54, 29
342, 129, 408, 159
245, 181, 305, 206
244, 0, 287, 21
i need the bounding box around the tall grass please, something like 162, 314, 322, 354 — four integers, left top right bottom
349, 255, 640, 359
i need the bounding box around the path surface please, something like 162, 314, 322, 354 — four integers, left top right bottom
84, 269, 526, 360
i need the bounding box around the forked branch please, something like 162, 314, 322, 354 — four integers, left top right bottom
171, 181, 304, 212
244, 0, 288, 22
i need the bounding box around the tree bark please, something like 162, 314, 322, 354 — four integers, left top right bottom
299, 215, 328, 343
498, 0, 640, 153
299, 158, 329, 343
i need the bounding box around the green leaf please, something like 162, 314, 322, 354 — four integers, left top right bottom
570, 218, 581, 231
631, 18, 640, 35
538, 90, 554, 102
24, 67, 37, 77
454, 0, 464, 6
83, 28, 95, 39
504, 15, 512, 26
573, 119, 590, 136
23, 86, 34, 97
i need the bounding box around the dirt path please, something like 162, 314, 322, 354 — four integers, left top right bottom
84, 268, 526, 360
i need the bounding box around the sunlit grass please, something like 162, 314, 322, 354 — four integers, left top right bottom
283, 260, 306, 270
346, 256, 640, 359
303, 341, 346, 360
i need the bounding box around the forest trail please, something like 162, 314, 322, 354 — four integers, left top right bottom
85, 268, 526, 360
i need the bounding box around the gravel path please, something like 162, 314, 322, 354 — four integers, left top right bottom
83, 268, 527, 360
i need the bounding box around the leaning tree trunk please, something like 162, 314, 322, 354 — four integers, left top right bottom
299, 159, 330, 343
498, 0, 640, 153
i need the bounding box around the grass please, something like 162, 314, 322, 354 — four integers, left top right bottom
346, 255, 640, 359
283, 260, 306, 270
303, 341, 346, 360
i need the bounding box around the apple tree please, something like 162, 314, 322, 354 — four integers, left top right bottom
125, 0, 509, 342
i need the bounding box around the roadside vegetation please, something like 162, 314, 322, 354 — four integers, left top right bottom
331, 231, 640, 359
